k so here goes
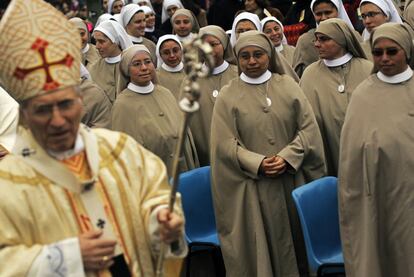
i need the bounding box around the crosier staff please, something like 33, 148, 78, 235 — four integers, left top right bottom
155, 35, 215, 277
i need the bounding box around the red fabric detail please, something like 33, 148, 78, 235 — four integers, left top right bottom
13, 37, 74, 91
284, 22, 309, 46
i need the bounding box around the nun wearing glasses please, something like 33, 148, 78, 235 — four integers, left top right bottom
359, 0, 402, 59
339, 22, 414, 277
210, 30, 325, 277
300, 18, 372, 176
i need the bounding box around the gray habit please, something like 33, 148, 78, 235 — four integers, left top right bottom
156, 67, 186, 99
300, 58, 372, 175
211, 74, 326, 277
88, 58, 120, 104
111, 85, 199, 176
188, 64, 238, 166
293, 29, 363, 77
83, 43, 101, 69
339, 74, 414, 277
80, 78, 112, 129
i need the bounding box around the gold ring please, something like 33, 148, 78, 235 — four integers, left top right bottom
102, 255, 109, 262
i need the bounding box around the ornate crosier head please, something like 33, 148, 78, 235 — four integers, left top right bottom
181, 35, 215, 107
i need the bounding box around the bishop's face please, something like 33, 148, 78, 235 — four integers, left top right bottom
22, 86, 83, 152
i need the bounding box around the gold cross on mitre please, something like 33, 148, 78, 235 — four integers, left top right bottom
0, 0, 81, 102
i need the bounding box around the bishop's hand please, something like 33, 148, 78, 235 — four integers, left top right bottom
157, 208, 184, 244
79, 230, 117, 271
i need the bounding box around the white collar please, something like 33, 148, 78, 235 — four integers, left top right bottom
362, 28, 371, 41
81, 43, 90, 54
323, 53, 353, 67
47, 132, 84, 160
212, 61, 229, 75
104, 54, 121, 64
275, 44, 283, 53
176, 33, 193, 42
128, 81, 155, 94
128, 34, 143, 43
240, 70, 272, 84
161, 62, 184, 72
145, 26, 155, 32
377, 67, 413, 84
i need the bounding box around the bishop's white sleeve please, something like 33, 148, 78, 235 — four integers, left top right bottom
148, 205, 188, 258
27, 237, 85, 277
0, 87, 18, 152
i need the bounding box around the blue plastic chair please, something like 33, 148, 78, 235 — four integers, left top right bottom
178, 166, 223, 276
178, 166, 219, 246
292, 177, 345, 276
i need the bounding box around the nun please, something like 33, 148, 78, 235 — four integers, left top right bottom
292, 0, 359, 77
261, 16, 296, 66
171, 8, 200, 42
140, 5, 163, 43
107, 0, 124, 14
95, 13, 113, 27
359, 0, 402, 59
210, 30, 326, 277
229, 11, 262, 48
403, 0, 414, 27
136, 0, 153, 10
120, 4, 157, 63
69, 17, 100, 68
161, 0, 184, 34
185, 25, 238, 166
339, 22, 414, 277
230, 12, 300, 81
155, 35, 186, 99
89, 20, 133, 104
300, 18, 372, 176
112, 45, 199, 176
79, 64, 112, 129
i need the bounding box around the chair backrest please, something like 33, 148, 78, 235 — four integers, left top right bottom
178, 166, 217, 243
292, 177, 342, 271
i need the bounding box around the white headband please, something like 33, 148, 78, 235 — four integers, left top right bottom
230, 12, 261, 47
120, 4, 144, 27
107, 0, 125, 14
161, 0, 184, 23
94, 20, 133, 50
310, 0, 354, 29
155, 34, 183, 68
